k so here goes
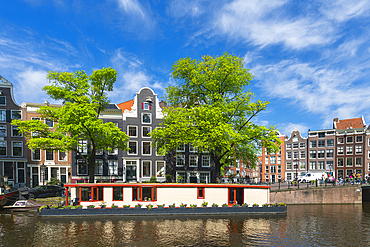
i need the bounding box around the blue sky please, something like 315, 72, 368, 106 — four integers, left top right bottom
1, 0, 370, 136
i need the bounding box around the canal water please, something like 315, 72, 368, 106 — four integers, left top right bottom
1, 204, 369, 246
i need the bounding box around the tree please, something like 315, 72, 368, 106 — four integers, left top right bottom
13, 67, 129, 183
151, 53, 281, 183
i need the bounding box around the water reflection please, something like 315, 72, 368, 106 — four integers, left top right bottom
0, 205, 370, 246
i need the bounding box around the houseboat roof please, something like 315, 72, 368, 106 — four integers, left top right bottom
64, 183, 271, 189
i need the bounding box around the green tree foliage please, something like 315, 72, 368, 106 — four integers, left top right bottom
13, 68, 129, 183
151, 53, 281, 183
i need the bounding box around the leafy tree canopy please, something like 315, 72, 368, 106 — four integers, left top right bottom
151, 53, 281, 183
13, 67, 129, 183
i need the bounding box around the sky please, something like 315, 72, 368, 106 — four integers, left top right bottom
1, 0, 370, 137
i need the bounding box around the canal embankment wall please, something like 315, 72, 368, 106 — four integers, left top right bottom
270, 185, 362, 204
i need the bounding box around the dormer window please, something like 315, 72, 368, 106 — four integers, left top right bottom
0, 96, 5, 106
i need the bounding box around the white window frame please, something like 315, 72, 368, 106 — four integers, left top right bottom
78, 140, 87, 155
337, 157, 344, 167
31, 149, 41, 161
12, 141, 23, 157
346, 157, 353, 167
142, 160, 151, 178
202, 155, 210, 167
0, 110, 5, 122
176, 144, 185, 152
356, 135, 363, 143
326, 149, 334, 158
0, 96, 6, 106
337, 146, 344, 155
156, 161, 165, 178
45, 150, 54, 161
300, 151, 305, 159
127, 125, 138, 138
189, 143, 197, 153
347, 136, 353, 143
346, 146, 353, 155
11, 110, 21, 120
189, 155, 198, 167
45, 118, 54, 128
58, 150, 67, 161
0, 125, 6, 137
142, 113, 151, 124
0, 140, 6, 156
142, 126, 151, 138
142, 141, 152, 155
77, 160, 88, 175
355, 157, 362, 167
95, 160, 103, 175
11, 125, 21, 137
128, 141, 138, 155
108, 160, 118, 175
355, 145, 363, 154
176, 154, 185, 167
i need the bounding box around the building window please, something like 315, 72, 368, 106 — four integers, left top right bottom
337, 146, 344, 155
0, 96, 5, 106
46, 150, 54, 161
326, 161, 334, 170
156, 161, 165, 177
355, 145, 362, 154
286, 162, 292, 170
45, 118, 54, 128
143, 102, 150, 110
142, 141, 151, 155
12, 141, 22, 157
108, 148, 118, 155
95, 160, 103, 175
11, 110, 21, 119
176, 154, 185, 167
310, 161, 316, 170
293, 143, 298, 149
346, 157, 353, 167
310, 150, 316, 159
346, 146, 353, 155
287, 173, 292, 181
346, 169, 353, 177
142, 161, 151, 177
300, 151, 306, 159
128, 126, 137, 137
271, 165, 276, 173
202, 155, 210, 167
318, 161, 325, 170
265, 165, 269, 173
287, 151, 292, 159
300, 161, 306, 170
286, 143, 291, 149
265, 156, 269, 164
347, 136, 353, 143
327, 139, 334, 147
355, 157, 362, 167
326, 149, 334, 158
318, 140, 325, 148
197, 188, 205, 199
318, 150, 325, 158
77, 160, 87, 175
337, 158, 344, 167
277, 165, 282, 173
318, 132, 325, 138
0, 110, 5, 122
78, 140, 87, 155
293, 151, 298, 159
300, 142, 305, 148
11, 126, 21, 137
59, 151, 67, 161
142, 126, 151, 138
0, 141, 6, 155
109, 160, 118, 175
356, 136, 363, 143
310, 140, 317, 148
128, 141, 137, 155
270, 156, 276, 164
113, 187, 123, 201
189, 155, 198, 167
0, 125, 6, 137
32, 149, 41, 161
142, 113, 151, 124
338, 137, 344, 144
200, 172, 210, 183
277, 156, 281, 164
177, 144, 185, 152
189, 144, 197, 153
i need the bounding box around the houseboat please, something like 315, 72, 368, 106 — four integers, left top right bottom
64, 183, 271, 208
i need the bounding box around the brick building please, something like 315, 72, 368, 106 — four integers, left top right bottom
261, 133, 285, 183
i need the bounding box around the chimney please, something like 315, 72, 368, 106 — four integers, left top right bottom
334, 118, 338, 122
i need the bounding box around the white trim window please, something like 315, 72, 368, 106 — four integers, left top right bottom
287, 151, 292, 159
46, 150, 54, 161
0, 125, 6, 137
355, 145, 362, 154
108, 148, 118, 155
127, 126, 137, 138
45, 118, 54, 128
128, 141, 138, 155
176, 154, 185, 167
326, 149, 334, 158
318, 161, 325, 170
318, 150, 325, 158
202, 155, 210, 167
142, 113, 151, 124
309, 161, 316, 170
271, 156, 276, 164
277, 156, 281, 164
300, 151, 306, 159
78, 140, 87, 155
346, 146, 353, 155
310, 150, 316, 159
347, 136, 353, 143
95, 160, 103, 175
32, 149, 41, 161
11, 125, 21, 137
176, 144, 185, 152
286, 162, 292, 170
189, 144, 197, 153
346, 157, 353, 167
108, 160, 118, 175
142, 141, 151, 155
58, 151, 67, 161
12, 141, 22, 157
77, 160, 87, 175
156, 161, 165, 177
327, 139, 334, 147
356, 136, 363, 143
11, 110, 21, 120
337, 146, 344, 155
142, 126, 151, 138
0, 140, 6, 156
355, 157, 362, 167
142, 160, 151, 178
265, 156, 269, 164
189, 155, 198, 167
300, 161, 306, 170
337, 157, 344, 167
0, 96, 6, 106
0, 110, 5, 122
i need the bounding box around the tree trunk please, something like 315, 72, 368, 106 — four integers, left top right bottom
214, 159, 222, 183
88, 152, 96, 183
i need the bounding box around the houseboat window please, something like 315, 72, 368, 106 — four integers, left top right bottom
113, 187, 123, 201
80, 187, 91, 201
132, 187, 157, 201
92, 187, 103, 201
197, 188, 205, 199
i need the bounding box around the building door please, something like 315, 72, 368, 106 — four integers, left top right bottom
189, 175, 197, 183
228, 188, 244, 205
126, 161, 137, 181
271, 175, 276, 183
60, 168, 67, 185
32, 167, 39, 187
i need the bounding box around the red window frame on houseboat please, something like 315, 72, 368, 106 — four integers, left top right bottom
197, 187, 205, 199
112, 186, 124, 201
79, 186, 104, 202
132, 186, 157, 201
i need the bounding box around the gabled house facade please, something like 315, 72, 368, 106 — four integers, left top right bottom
261, 133, 285, 183
285, 128, 307, 181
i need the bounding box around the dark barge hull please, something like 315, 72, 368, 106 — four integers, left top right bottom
38, 206, 287, 217
0, 190, 19, 209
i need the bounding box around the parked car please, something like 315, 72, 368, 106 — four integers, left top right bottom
27, 185, 65, 199
297, 172, 327, 183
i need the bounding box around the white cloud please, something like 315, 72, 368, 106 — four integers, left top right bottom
279, 122, 309, 137
117, 0, 146, 20
320, 0, 370, 22
14, 69, 50, 104
166, 0, 205, 18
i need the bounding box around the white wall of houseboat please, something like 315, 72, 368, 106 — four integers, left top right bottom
69, 185, 270, 208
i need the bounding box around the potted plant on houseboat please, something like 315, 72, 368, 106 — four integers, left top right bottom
157, 204, 165, 209
201, 201, 208, 208
222, 203, 228, 208
169, 203, 176, 208
111, 204, 119, 209
146, 204, 154, 210
242, 203, 248, 207
180, 202, 187, 208
87, 205, 95, 209
100, 202, 106, 209
123, 205, 130, 209
278, 203, 286, 207
190, 204, 197, 209
135, 203, 142, 209
232, 203, 239, 207
252, 203, 259, 207
211, 203, 218, 208
262, 203, 269, 207
74, 205, 83, 209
